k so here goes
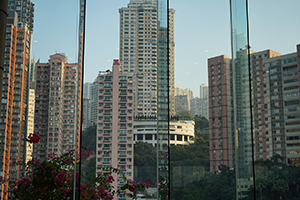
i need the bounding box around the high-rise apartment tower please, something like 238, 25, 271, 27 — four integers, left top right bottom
96, 59, 134, 199
33, 53, 81, 159
0, 1, 34, 197
119, 0, 175, 117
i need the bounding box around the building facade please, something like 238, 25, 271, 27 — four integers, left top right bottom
82, 98, 91, 130
134, 120, 195, 146
33, 53, 81, 158
0, 10, 33, 197
251, 46, 300, 165
208, 44, 300, 172
83, 82, 92, 99
190, 97, 208, 119
208, 55, 235, 172
96, 59, 134, 200
174, 86, 183, 96
174, 95, 190, 114
200, 83, 208, 99
182, 88, 193, 99
119, 0, 175, 117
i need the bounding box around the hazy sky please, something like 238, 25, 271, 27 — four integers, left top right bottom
31, 0, 300, 97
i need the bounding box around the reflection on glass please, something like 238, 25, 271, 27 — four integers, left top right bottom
230, 0, 254, 198
76, 0, 86, 198
157, 0, 171, 199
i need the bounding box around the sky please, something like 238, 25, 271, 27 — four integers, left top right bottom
31, 0, 300, 97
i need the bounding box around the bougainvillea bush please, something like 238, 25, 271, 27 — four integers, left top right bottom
4, 132, 149, 200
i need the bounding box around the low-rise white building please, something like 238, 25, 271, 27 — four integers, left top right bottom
134, 120, 195, 146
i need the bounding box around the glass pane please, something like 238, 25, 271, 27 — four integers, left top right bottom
230, 0, 254, 198
157, 0, 170, 199
2, 0, 299, 199
0, 0, 83, 199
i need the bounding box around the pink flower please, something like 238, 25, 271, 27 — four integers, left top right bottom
16, 176, 30, 189
51, 170, 57, 174
25, 132, 41, 144
54, 171, 71, 185
144, 182, 150, 189
129, 184, 135, 192
104, 174, 114, 183
12, 188, 17, 195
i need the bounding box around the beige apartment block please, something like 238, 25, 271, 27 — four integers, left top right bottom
208, 44, 300, 172
119, 0, 175, 117
34, 53, 81, 159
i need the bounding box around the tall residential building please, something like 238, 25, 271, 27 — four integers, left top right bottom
96, 59, 134, 200
29, 56, 39, 83
0, 4, 34, 196
82, 82, 93, 130
200, 83, 208, 99
208, 55, 234, 172
82, 98, 91, 130
7, 0, 34, 32
33, 53, 81, 158
90, 78, 98, 126
175, 95, 190, 114
83, 82, 92, 99
182, 88, 193, 99
174, 86, 183, 96
250, 46, 300, 165
190, 97, 201, 116
190, 97, 208, 119
119, 0, 175, 117
208, 44, 300, 172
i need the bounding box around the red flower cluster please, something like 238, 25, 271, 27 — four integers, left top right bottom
81, 149, 95, 158
16, 176, 30, 189
12, 160, 21, 165
25, 132, 41, 144
137, 181, 150, 189
8, 143, 150, 199
127, 180, 136, 192
104, 174, 114, 183
54, 171, 72, 185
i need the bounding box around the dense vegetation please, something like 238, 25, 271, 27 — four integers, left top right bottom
133, 113, 210, 189
80, 125, 96, 183
170, 154, 300, 200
